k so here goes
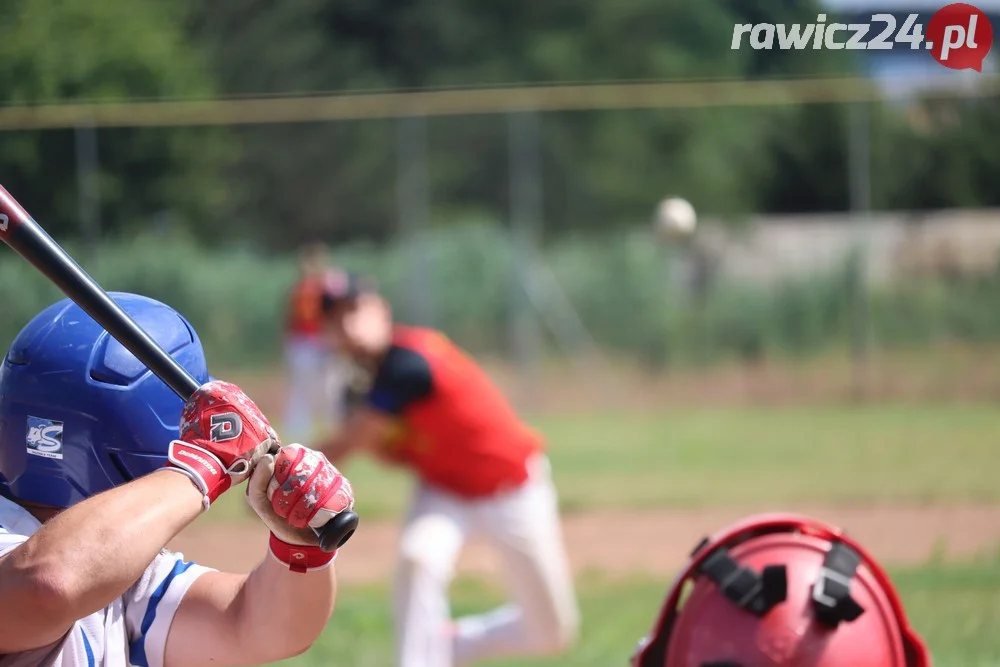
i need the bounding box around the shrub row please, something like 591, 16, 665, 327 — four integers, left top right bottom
2, 223, 999, 369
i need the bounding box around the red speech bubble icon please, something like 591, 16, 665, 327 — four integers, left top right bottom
927, 3, 994, 72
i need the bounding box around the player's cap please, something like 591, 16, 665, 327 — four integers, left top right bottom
0, 293, 210, 509
320, 269, 376, 313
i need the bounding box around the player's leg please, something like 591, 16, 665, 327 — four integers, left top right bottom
394, 482, 469, 667
282, 336, 318, 443
452, 455, 579, 664
323, 351, 349, 428
285, 336, 333, 443
302, 340, 335, 436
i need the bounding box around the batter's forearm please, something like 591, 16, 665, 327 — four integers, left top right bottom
2, 469, 203, 628
234, 554, 338, 661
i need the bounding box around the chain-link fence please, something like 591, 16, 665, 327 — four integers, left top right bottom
2, 77, 999, 406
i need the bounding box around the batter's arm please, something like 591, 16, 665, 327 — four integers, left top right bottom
0, 469, 203, 653
163, 554, 336, 667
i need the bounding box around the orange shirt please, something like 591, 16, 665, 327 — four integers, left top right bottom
286, 274, 328, 337
365, 326, 543, 498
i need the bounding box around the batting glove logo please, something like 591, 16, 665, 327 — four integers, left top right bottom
210, 412, 243, 442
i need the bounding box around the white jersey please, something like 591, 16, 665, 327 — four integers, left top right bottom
0, 496, 214, 667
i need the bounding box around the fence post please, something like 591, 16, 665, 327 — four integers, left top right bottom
508, 110, 543, 408
847, 101, 872, 400
74, 122, 101, 255
396, 115, 434, 327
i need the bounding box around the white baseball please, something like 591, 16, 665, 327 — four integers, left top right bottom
655, 197, 697, 238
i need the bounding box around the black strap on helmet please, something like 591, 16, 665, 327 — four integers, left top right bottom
698, 548, 787, 617
811, 540, 865, 627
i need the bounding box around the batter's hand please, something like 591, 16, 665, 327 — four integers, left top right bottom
166, 380, 279, 509
247, 444, 355, 550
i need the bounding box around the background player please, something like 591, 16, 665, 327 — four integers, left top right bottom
314, 277, 579, 667
283, 242, 350, 442
0, 293, 355, 666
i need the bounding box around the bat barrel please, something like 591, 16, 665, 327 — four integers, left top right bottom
0, 187, 202, 399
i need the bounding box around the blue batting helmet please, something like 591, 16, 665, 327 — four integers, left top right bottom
0, 293, 210, 509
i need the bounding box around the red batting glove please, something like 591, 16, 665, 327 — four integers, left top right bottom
246, 444, 355, 572
165, 381, 279, 509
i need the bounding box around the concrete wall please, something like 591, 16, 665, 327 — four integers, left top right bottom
699, 208, 1000, 286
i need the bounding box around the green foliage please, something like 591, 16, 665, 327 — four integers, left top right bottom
4, 222, 1000, 372
879, 97, 1000, 210
0, 0, 232, 239
183, 0, 860, 247
178, 0, 1000, 249
3, 0, 999, 250
0, 230, 295, 369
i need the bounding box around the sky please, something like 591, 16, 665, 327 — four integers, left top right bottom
815, 0, 998, 96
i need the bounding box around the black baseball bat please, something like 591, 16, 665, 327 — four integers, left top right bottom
0, 185, 357, 552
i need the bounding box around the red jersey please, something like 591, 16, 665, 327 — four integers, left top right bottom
285, 274, 328, 337
365, 326, 543, 498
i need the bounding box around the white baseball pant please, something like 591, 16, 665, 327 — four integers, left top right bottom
393, 455, 579, 667
282, 335, 347, 444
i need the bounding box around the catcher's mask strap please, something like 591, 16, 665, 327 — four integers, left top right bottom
811, 540, 865, 627
699, 548, 787, 617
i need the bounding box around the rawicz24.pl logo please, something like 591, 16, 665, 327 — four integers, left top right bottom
731, 2, 994, 72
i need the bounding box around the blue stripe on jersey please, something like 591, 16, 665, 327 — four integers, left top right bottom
129, 560, 195, 667
81, 628, 95, 667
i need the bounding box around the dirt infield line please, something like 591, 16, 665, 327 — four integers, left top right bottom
168, 504, 1000, 584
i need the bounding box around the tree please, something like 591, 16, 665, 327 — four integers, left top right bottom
186, 0, 397, 249
0, 0, 231, 240
188, 0, 854, 248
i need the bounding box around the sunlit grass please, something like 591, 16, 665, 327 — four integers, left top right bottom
208, 404, 1000, 523
276, 553, 1000, 666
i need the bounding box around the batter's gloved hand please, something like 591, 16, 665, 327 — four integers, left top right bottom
165, 380, 279, 510
246, 443, 355, 572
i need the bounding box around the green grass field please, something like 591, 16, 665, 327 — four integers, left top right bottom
212, 403, 1000, 522
274, 558, 1000, 667
208, 404, 1000, 664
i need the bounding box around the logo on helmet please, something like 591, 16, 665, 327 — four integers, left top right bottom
26, 416, 64, 460
0, 214, 9, 232
209, 412, 243, 442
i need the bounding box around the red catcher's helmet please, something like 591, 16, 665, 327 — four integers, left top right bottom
630, 513, 931, 667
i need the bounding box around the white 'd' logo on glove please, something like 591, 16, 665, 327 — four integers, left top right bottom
209, 413, 243, 442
